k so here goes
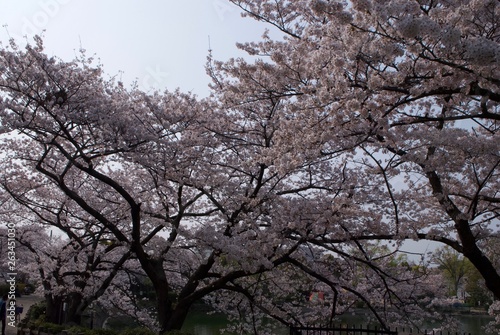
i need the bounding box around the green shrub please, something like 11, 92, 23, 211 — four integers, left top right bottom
25, 301, 46, 324
33, 322, 65, 334
165, 331, 194, 335
89, 329, 117, 335
65, 326, 118, 335
64, 325, 93, 335
121, 327, 157, 335
0, 284, 10, 296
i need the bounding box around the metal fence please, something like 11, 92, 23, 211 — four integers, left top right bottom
290, 325, 398, 335
397, 330, 472, 335
290, 325, 475, 335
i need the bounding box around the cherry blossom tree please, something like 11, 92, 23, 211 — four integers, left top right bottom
0, 36, 438, 333
223, 0, 500, 302
0, 38, 216, 331
0, 37, 344, 332
200, 50, 444, 331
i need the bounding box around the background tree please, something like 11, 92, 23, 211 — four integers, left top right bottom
464, 263, 493, 307
432, 246, 470, 298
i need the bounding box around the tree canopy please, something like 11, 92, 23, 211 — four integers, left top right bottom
0, 0, 499, 333
223, 0, 500, 297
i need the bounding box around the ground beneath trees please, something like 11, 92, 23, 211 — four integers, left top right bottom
6, 294, 43, 335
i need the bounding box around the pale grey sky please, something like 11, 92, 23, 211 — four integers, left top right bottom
0, 0, 271, 96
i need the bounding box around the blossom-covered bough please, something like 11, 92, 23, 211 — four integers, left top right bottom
222, 0, 500, 329
203, 47, 440, 331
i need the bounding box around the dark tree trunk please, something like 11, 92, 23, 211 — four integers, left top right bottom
164, 304, 191, 332
143, 260, 193, 333
45, 293, 84, 325
153, 275, 173, 333
426, 170, 500, 300
455, 219, 500, 300
45, 295, 63, 324
64, 292, 84, 325
134, 253, 177, 333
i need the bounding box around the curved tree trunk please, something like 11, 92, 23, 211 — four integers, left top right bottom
455, 219, 500, 300
426, 170, 500, 300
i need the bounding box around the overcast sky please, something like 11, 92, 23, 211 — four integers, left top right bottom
0, 0, 271, 97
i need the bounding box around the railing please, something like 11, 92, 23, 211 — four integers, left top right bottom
397, 329, 472, 335
290, 324, 398, 335
290, 325, 475, 335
